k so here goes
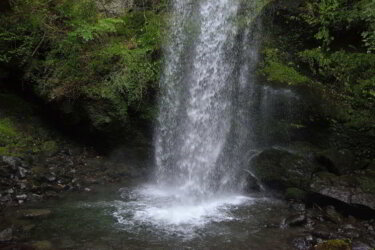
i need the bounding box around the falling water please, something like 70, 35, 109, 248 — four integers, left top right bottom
155, 0, 259, 197
113, 0, 275, 233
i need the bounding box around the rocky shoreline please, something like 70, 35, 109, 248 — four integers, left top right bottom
246, 136, 375, 249
0, 144, 150, 210
0, 142, 151, 248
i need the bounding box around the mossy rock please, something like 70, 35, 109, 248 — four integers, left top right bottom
31, 166, 49, 178
0, 118, 18, 145
315, 149, 356, 175
314, 239, 351, 250
310, 171, 375, 210
41, 140, 59, 157
251, 148, 317, 190
285, 187, 307, 201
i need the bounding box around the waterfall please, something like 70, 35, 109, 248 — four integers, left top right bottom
114, 0, 270, 232
155, 0, 261, 197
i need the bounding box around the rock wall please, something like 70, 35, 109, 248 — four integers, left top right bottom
96, 0, 135, 15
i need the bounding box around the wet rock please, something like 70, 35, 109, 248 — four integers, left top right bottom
18, 167, 27, 178
1, 156, 21, 168
293, 236, 314, 250
342, 229, 360, 239
31, 240, 53, 250
0, 194, 11, 203
316, 149, 356, 175
285, 214, 307, 227
45, 175, 56, 182
324, 206, 343, 224
290, 203, 306, 212
285, 187, 307, 201
314, 239, 351, 250
312, 224, 337, 239
0, 228, 13, 242
310, 172, 375, 210
251, 148, 317, 190
45, 191, 59, 198
343, 224, 355, 230
16, 194, 27, 200
352, 241, 373, 250
28, 193, 43, 202
19, 209, 51, 218
244, 170, 262, 192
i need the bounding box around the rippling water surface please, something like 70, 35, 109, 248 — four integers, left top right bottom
20, 184, 305, 250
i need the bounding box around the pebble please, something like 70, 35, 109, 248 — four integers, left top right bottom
0, 228, 13, 242
18, 167, 27, 178
285, 214, 307, 227
46, 175, 56, 182
20, 209, 51, 218
343, 224, 355, 230
16, 194, 27, 200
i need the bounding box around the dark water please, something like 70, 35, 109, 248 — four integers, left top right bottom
9, 183, 307, 250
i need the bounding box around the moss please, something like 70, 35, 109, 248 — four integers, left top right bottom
357, 175, 375, 193
285, 187, 307, 201
0, 93, 60, 157
41, 140, 59, 156
263, 61, 311, 86
0, 118, 18, 144
260, 48, 312, 86
31, 166, 48, 176
31, 241, 53, 250
314, 239, 351, 250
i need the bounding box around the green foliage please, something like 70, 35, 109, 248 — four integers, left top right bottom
299, 48, 375, 104
0, 118, 18, 145
0, 92, 60, 156
361, 1, 375, 53
301, 0, 341, 49
259, 0, 375, 131
68, 18, 124, 42
260, 48, 311, 86
0, 0, 165, 131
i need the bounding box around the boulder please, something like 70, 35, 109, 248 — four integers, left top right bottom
316, 149, 356, 175
244, 170, 262, 193
251, 148, 317, 190
310, 171, 375, 211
